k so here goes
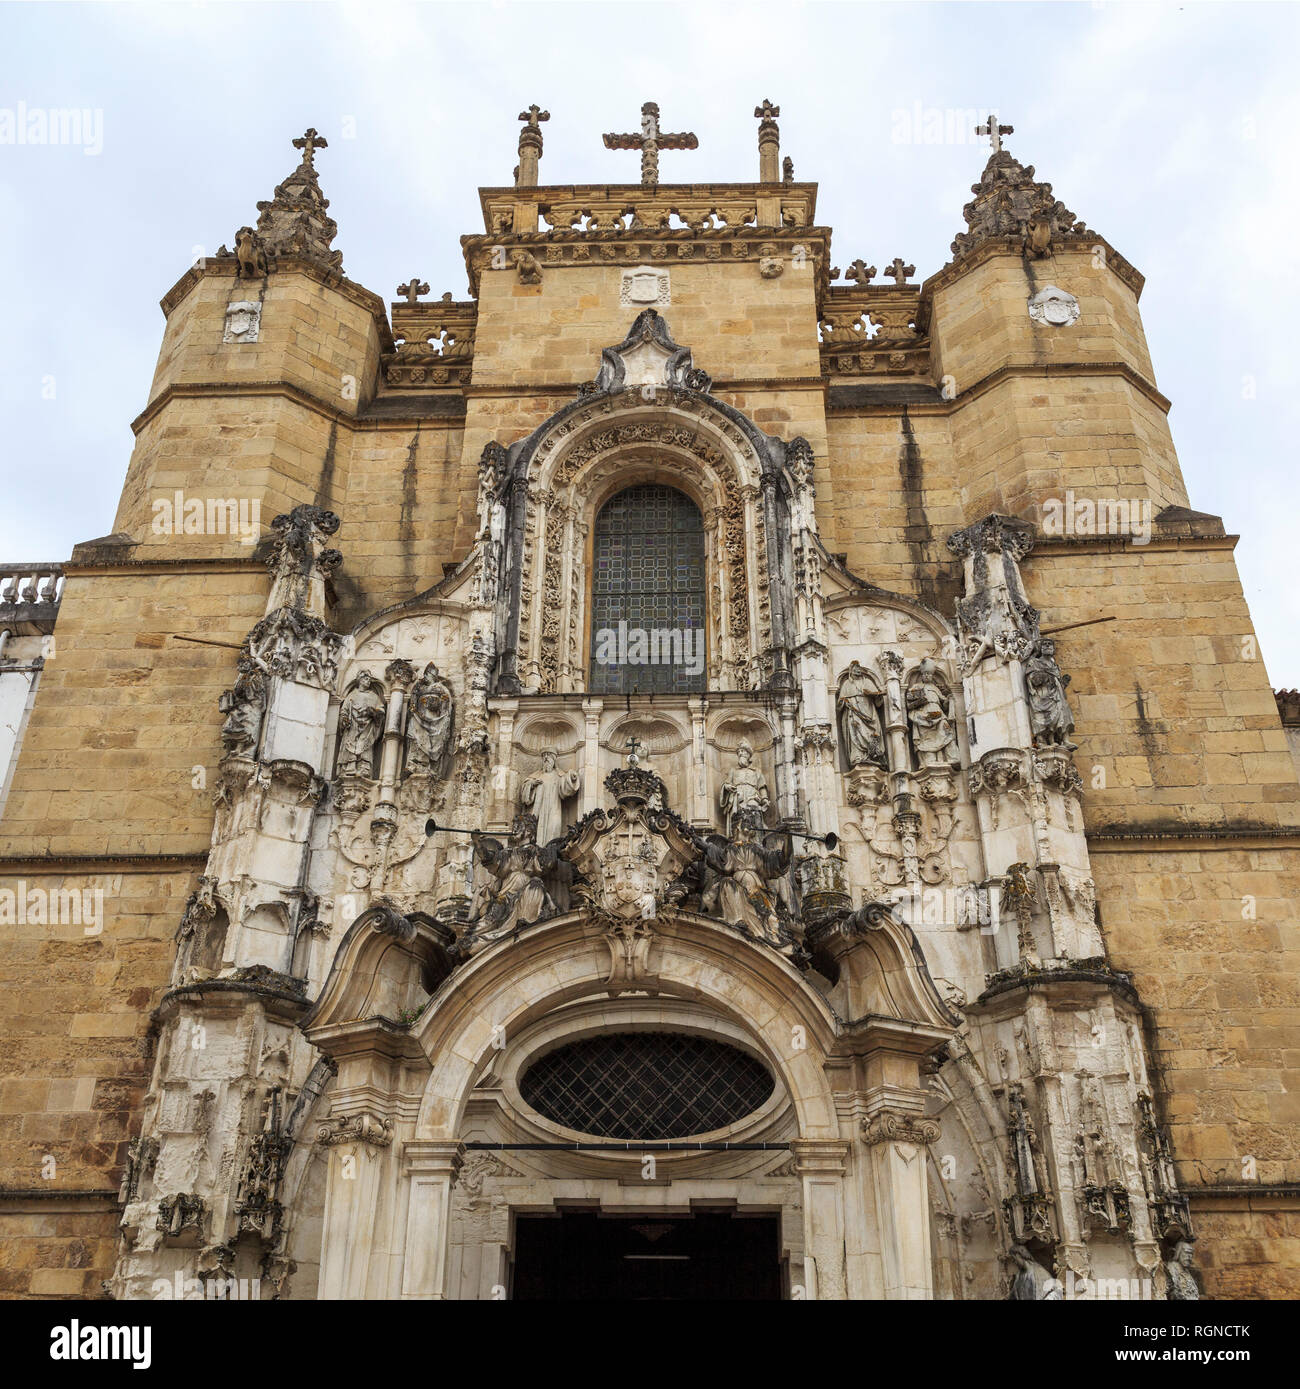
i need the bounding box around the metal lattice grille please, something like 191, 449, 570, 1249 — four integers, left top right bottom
589, 484, 706, 695
520, 1032, 775, 1139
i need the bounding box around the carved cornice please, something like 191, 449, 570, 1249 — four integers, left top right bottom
158, 256, 391, 338
462, 223, 830, 298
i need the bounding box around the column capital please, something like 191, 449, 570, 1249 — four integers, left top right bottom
861, 1110, 941, 1148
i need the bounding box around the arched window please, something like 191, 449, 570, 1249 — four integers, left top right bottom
589, 483, 706, 694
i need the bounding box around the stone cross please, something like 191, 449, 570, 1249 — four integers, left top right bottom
754, 100, 781, 182
976, 114, 1014, 154
603, 101, 698, 186
884, 257, 915, 285
845, 259, 877, 285
293, 128, 328, 165
397, 278, 429, 303
518, 105, 550, 132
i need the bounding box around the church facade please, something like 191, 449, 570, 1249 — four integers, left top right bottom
0, 104, 1297, 1300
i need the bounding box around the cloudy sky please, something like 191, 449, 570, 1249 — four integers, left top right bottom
2, 1, 1297, 680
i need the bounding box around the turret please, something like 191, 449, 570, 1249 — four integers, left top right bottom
923, 120, 1189, 524
116, 129, 391, 553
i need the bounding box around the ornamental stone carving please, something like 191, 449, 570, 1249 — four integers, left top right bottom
620, 265, 670, 306
1028, 285, 1080, 327
223, 300, 261, 344
861, 1112, 941, 1147
316, 1113, 394, 1148
1166, 1240, 1200, 1300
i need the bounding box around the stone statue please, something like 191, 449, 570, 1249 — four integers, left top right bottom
719, 740, 770, 837
234, 225, 267, 279
521, 749, 581, 846
837, 662, 887, 769
1166, 1240, 1199, 1300
1008, 1243, 1062, 1300
905, 660, 960, 768
1024, 639, 1076, 747
465, 815, 558, 948
336, 671, 385, 777
218, 652, 268, 758
404, 662, 454, 779
699, 809, 793, 949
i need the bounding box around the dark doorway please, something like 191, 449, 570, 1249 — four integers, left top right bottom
512, 1209, 782, 1300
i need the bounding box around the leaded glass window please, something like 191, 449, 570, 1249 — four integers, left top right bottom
520, 1032, 775, 1139
589, 483, 706, 694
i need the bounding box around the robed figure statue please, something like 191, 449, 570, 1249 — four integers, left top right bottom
837, 662, 887, 770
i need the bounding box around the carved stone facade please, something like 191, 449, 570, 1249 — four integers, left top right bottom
1, 107, 1296, 1303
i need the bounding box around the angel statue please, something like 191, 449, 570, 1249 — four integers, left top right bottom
697, 808, 795, 951
463, 814, 558, 953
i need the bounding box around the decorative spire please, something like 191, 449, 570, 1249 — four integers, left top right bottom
603, 101, 698, 186
515, 104, 550, 188
251, 128, 344, 274
950, 123, 1088, 262
754, 99, 780, 182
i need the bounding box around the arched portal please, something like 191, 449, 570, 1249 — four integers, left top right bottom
589, 482, 707, 694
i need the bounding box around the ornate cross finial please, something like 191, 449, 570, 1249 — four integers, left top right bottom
754, 99, 781, 183
624, 735, 644, 766
603, 101, 698, 187
845, 259, 877, 285
976, 113, 1014, 154
884, 257, 915, 285
397, 278, 429, 303
518, 104, 550, 132
292, 128, 327, 165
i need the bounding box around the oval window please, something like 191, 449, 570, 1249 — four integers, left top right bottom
520, 1032, 775, 1140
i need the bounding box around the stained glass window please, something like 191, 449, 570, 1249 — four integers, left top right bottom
589, 483, 706, 694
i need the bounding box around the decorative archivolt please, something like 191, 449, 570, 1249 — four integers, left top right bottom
515, 393, 774, 694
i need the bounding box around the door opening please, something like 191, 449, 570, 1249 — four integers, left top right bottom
511, 1209, 782, 1300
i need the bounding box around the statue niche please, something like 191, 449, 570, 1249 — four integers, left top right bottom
836, 661, 887, 771
719, 739, 771, 837
403, 662, 455, 780
904, 659, 960, 769
521, 749, 581, 846
335, 671, 385, 778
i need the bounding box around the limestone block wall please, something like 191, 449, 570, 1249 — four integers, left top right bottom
0, 871, 183, 1297
927, 247, 1188, 520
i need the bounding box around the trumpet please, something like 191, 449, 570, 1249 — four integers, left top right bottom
784, 828, 839, 851
424, 817, 478, 838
